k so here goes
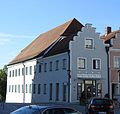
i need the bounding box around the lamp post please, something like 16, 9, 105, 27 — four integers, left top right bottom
105, 44, 110, 98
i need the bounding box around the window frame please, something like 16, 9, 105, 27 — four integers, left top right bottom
114, 56, 120, 69
92, 58, 101, 70
85, 38, 94, 49
77, 57, 86, 69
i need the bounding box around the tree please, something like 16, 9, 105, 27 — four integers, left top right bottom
0, 67, 7, 101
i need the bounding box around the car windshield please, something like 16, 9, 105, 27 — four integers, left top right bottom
93, 99, 112, 105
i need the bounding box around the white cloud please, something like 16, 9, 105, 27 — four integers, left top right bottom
0, 38, 11, 45
0, 32, 35, 39
0, 32, 35, 45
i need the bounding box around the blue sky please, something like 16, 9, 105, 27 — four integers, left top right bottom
0, 0, 120, 68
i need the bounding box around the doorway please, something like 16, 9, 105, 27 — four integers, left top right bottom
84, 80, 96, 99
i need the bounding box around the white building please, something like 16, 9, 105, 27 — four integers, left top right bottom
6, 19, 108, 103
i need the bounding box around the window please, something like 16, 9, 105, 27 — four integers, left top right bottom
77, 58, 86, 69
56, 83, 59, 101
63, 83, 67, 101
38, 84, 41, 94
63, 59, 67, 70
22, 68, 24, 76
26, 84, 28, 93
18, 69, 20, 76
15, 85, 17, 93
29, 66, 32, 75
39, 64, 42, 73
93, 59, 101, 70
18, 85, 20, 93
114, 56, 120, 68
29, 84, 32, 93
44, 63, 47, 72
44, 84, 47, 94
55, 60, 59, 70
12, 85, 14, 92
9, 71, 11, 77
26, 67, 28, 75
12, 70, 14, 77
33, 84, 36, 94
15, 69, 17, 77
22, 85, 24, 93
49, 83, 52, 100
85, 38, 94, 49
49, 62, 52, 71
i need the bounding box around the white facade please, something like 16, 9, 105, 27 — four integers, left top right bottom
6, 59, 36, 103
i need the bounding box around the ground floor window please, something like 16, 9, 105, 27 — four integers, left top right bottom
49, 83, 52, 100
63, 83, 67, 101
56, 83, 59, 101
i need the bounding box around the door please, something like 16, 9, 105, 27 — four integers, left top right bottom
84, 80, 96, 99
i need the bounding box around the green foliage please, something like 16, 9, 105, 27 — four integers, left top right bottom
0, 67, 7, 101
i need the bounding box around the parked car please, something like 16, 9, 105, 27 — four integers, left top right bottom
86, 98, 114, 114
10, 105, 82, 114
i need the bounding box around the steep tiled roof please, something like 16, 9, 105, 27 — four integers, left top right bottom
102, 30, 120, 42
9, 18, 83, 65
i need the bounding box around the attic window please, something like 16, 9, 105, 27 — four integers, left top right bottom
85, 38, 94, 49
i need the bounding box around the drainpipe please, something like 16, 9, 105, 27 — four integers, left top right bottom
105, 44, 110, 99
22, 63, 25, 103
67, 50, 71, 103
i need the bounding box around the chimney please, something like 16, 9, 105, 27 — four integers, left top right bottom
105, 26, 111, 36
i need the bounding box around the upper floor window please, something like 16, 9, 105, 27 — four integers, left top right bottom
22, 68, 24, 76
39, 64, 42, 73
12, 70, 14, 77
114, 56, 120, 68
85, 38, 94, 49
9, 71, 11, 77
18, 68, 20, 76
93, 59, 101, 70
77, 57, 86, 69
44, 63, 47, 72
15, 69, 17, 77
29, 66, 32, 75
34, 65, 36, 73
49, 61, 53, 71
55, 60, 59, 70
62, 59, 67, 70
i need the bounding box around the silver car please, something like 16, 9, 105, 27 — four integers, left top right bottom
10, 105, 82, 114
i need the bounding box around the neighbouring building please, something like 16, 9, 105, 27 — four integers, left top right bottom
6, 19, 108, 103
102, 27, 120, 98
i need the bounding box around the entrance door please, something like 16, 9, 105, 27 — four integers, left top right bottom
84, 80, 96, 99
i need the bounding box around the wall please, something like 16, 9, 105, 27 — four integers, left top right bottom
69, 24, 108, 102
